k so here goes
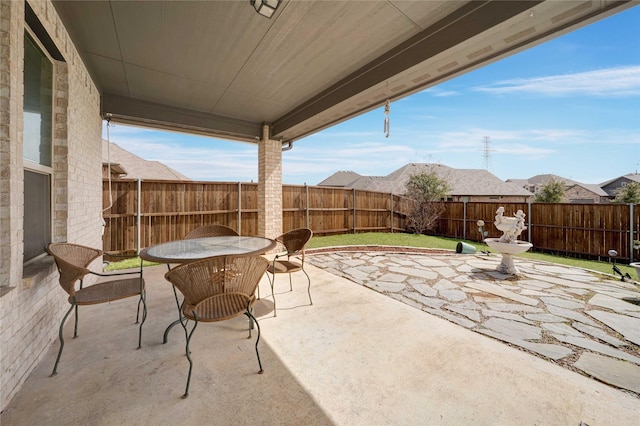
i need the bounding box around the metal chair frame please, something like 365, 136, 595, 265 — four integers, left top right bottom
265, 228, 313, 317
164, 254, 269, 398
46, 243, 147, 376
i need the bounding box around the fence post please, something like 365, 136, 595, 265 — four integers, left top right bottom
527, 201, 532, 243
353, 188, 357, 233
305, 184, 309, 228
462, 198, 467, 240
136, 179, 141, 254
630, 203, 634, 263
238, 182, 242, 235
390, 192, 393, 233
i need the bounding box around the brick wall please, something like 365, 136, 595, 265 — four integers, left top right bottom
566, 186, 604, 204
258, 124, 282, 240
0, 0, 102, 410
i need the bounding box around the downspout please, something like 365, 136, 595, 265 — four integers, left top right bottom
282, 140, 293, 151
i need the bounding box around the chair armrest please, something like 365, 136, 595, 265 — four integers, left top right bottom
89, 269, 142, 278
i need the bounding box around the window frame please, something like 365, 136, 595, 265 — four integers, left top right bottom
23, 26, 55, 266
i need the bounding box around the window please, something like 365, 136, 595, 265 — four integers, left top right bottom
23, 30, 53, 263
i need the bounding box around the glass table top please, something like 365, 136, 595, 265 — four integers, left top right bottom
140, 236, 276, 263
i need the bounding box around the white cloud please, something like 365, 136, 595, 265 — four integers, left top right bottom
473, 65, 640, 97
422, 87, 462, 97
107, 126, 259, 181
283, 141, 414, 180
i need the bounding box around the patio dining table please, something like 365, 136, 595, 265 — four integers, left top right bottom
139, 235, 276, 264
139, 235, 276, 342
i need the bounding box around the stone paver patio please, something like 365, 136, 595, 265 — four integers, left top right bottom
306, 249, 640, 396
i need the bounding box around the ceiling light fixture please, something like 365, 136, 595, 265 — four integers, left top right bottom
250, 0, 281, 18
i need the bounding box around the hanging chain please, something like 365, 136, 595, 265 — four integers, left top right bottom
104, 113, 114, 214
383, 99, 390, 138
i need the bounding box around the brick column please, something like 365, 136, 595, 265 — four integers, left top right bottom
258, 124, 282, 239
0, 0, 23, 288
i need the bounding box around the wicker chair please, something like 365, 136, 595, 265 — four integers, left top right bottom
46, 243, 147, 376
266, 228, 313, 317
183, 224, 239, 239
164, 254, 269, 398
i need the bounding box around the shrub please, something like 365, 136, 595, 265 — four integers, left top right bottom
405, 172, 451, 234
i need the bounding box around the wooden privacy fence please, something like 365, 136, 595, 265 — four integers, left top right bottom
103, 179, 640, 262
436, 201, 639, 262
103, 180, 412, 253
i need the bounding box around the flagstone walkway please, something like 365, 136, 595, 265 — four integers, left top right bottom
306, 249, 640, 397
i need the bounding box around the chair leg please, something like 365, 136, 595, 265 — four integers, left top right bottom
73, 305, 79, 338
302, 267, 313, 306
182, 313, 198, 399
267, 272, 277, 317
288, 273, 293, 291
136, 264, 144, 324
177, 301, 191, 353
136, 298, 142, 324
137, 290, 147, 349
164, 284, 188, 344
51, 304, 75, 376
247, 306, 254, 338
245, 310, 264, 374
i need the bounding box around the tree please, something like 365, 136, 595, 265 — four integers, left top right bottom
404, 171, 451, 234
534, 180, 565, 203
614, 182, 640, 204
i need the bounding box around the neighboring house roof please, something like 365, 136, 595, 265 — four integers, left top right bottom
102, 139, 190, 181
317, 171, 363, 187
567, 183, 608, 197
600, 173, 640, 187
321, 163, 531, 197
349, 175, 387, 191
524, 174, 579, 186
599, 173, 640, 197
505, 178, 529, 187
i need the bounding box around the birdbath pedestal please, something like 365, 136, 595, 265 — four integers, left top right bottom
483, 207, 532, 275
484, 239, 533, 274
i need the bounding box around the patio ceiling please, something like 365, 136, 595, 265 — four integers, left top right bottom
52, 0, 635, 145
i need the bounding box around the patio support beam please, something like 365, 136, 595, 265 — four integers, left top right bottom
271, 0, 543, 139
102, 94, 263, 143
257, 124, 282, 240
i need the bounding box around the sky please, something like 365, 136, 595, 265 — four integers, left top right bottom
103, 5, 640, 186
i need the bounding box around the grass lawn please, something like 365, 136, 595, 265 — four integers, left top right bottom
307, 232, 638, 278
107, 232, 638, 279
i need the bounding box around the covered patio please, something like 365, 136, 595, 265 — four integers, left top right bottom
49, 0, 640, 240
2, 0, 638, 416
2, 252, 638, 424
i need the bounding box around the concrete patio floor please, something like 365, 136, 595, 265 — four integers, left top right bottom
2, 251, 639, 425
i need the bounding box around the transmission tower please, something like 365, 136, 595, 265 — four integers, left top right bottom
481, 136, 495, 171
